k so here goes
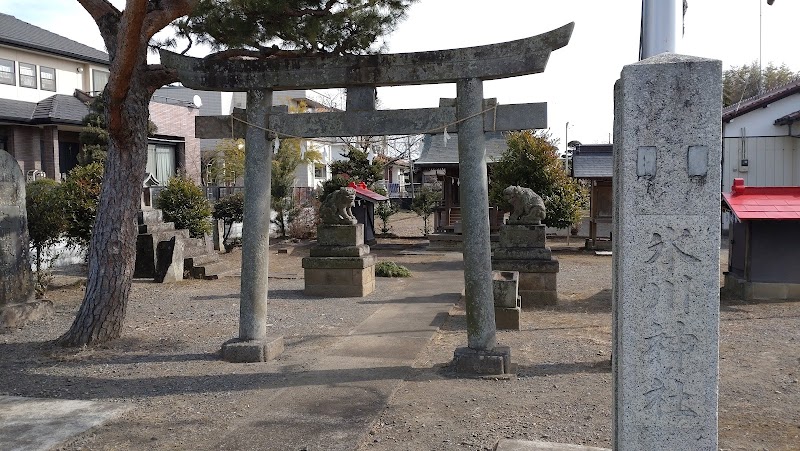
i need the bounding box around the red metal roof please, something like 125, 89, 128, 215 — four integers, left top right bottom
722, 178, 800, 220
348, 182, 388, 202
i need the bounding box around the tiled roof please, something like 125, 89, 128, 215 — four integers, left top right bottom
0, 13, 109, 65
571, 144, 613, 179
32, 95, 89, 124
774, 109, 800, 126
0, 95, 88, 125
0, 98, 37, 123
415, 132, 508, 166
722, 178, 800, 220
722, 79, 800, 123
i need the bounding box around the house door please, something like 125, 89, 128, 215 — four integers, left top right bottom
58, 142, 80, 176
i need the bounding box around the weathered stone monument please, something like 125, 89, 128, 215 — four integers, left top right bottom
492, 186, 559, 307
0, 150, 53, 329
303, 187, 377, 297
160, 23, 572, 366
612, 54, 721, 450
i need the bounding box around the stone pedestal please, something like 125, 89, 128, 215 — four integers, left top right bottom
302, 224, 376, 297
492, 225, 559, 308
452, 346, 512, 376
493, 271, 521, 330
221, 336, 285, 363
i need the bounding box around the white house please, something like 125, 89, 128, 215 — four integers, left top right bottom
722, 80, 800, 191
0, 13, 201, 184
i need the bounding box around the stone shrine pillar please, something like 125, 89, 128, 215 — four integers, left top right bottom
0, 150, 53, 329
221, 89, 284, 363
451, 78, 510, 376
612, 54, 721, 450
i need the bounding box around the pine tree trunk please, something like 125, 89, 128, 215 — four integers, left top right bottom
58, 80, 150, 347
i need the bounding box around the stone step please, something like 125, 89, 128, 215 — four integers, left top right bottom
182, 239, 211, 257
184, 252, 219, 268
186, 259, 233, 280
137, 209, 163, 225
138, 222, 178, 234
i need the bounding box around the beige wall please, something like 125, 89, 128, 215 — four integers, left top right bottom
0, 45, 105, 102
149, 101, 201, 183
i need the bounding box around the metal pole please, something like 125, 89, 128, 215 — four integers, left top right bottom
640, 0, 682, 59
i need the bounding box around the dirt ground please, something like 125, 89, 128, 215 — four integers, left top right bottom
1, 211, 798, 451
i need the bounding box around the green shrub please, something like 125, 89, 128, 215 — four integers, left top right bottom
156, 175, 212, 238
411, 184, 442, 236
27, 178, 68, 298
375, 200, 398, 234
489, 130, 589, 230
375, 261, 411, 277
212, 192, 244, 252
60, 162, 104, 247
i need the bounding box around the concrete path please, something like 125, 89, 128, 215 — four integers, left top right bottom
0, 396, 128, 451
207, 257, 463, 450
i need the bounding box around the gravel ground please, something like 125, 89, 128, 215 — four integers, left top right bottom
1, 210, 798, 450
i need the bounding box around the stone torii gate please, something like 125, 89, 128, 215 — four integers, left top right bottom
160, 23, 573, 364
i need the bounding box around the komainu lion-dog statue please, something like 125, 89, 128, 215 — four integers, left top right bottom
320, 187, 358, 225
503, 185, 546, 225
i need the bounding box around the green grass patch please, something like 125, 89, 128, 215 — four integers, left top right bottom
375, 261, 411, 277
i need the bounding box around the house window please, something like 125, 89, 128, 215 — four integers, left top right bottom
0, 58, 15, 85
146, 143, 176, 184
314, 163, 327, 178
40, 67, 56, 91
92, 69, 109, 93
19, 63, 36, 88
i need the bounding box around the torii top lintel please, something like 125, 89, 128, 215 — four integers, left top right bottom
159, 23, 573, 91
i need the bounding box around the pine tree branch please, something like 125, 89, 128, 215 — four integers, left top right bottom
77, 0, 120, 23
144, 65, 180, 93
143, 0, 196, 40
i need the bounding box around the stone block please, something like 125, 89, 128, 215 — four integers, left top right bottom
518, 272, 558, 291
493, 247, 552, 261
493, 258, 559, 274
316, 224, 364, 246
301, 254, 376, 269
0, 151, 35, 309
499, 224, 546, 248
221, 336, 284, 363
0, 300, 54, 329
494, 306, 521, 330
212, 219, 225, 251
452, 346, 512, 376
519, 290, 558, 308
155, 237, 184, 283
492, 271, 520, 308
309, 244, 370, 258
304, 265, 376, 297
137, 209, 163, 224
